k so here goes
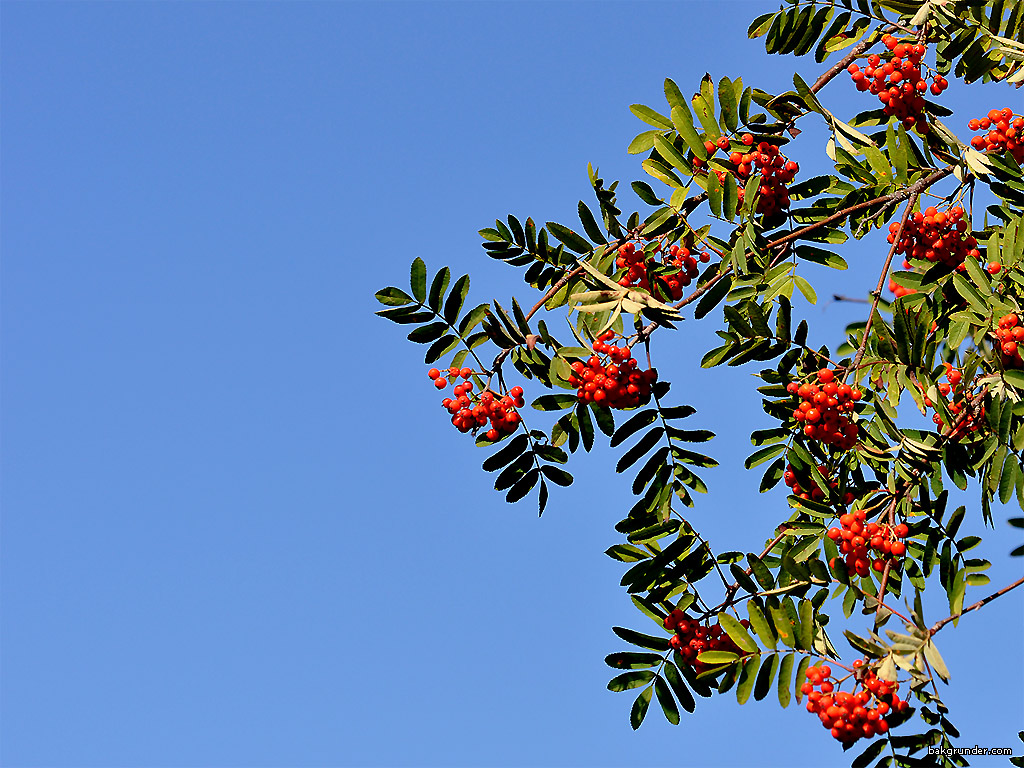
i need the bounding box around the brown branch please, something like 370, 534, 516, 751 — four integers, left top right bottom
762, 167, 950, 252
810, 35, 880, 94
633, 166, 953, 347
929, 575, 1024, 636
716, 531, 788, 611
525, 266, 584, 323
848, 192, 919, 385
873, 496, 899, 628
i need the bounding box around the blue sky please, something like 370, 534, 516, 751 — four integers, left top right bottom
2, 2, 1021, 766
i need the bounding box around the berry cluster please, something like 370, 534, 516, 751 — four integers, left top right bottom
927, 363, 985, 440
887, 206, 985, 275
783, 463, 855, 504
995, 313, 1024, 368
802, 662, 909, 744
846, 36, 945, 131
615, 241, 708, 300
827, 509, 909, 577
663, 610, 750, 675
968, 108, 1024, 164
694, 134, 799, 219
568, 331, 657, 408
429, 367, 524, 441
786, 369, 862, 450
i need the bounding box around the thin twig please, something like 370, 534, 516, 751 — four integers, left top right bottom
873, 497, 899, 628
848, 192, 919, 385
929, 575, 1024, 636
633, 167, 953, 346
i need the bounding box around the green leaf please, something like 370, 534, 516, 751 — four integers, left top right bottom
695, 275, 733, 320
1004, 370, 1024, 390
410, 257, 427, 302
578, 201, 606, 245
428, 267, 450, 312
608, 670, 657, 691
547, 222, 593, 254
723, 173, 739, 221
770, 604, 796, 648
760, 457, 786, 492
747, 602, 777, 650
654, 135, 691, 175
616, 428, 665, 473
407, 322, 448, 343
424, 334, 459, 363
540, 465, 573, 487
605, 544, 649, 562
923, 640, 951, 682
718, 75, 738, 132
707, 171, 723, 218
777, 652, 794, 708
718, 613, 759, 653
753, 653, 778, 701
736, 655, 760, 704
630, 686, 653, 729
852, 739, 888, 768
442, 275, 470, 324
532, 394, 579, 411
628, 130, 661, 155
748, 11, 776, 38
482, 434, 530, 472
611, 409, 659, 447
654, 677, 681, 725
630, 104, 673, 130
730, 562, 760, 595
613, 626, 671, 651
671, 106, 707, 160
745, 443, 787, 469
793, 275, 817, 304
372, 303, 437, 322
748, 554, 775, 590
697, 650, 739, 664
663, 662, 696, 713
605, 652, 664, 670
797, 599, 814, 651
505, 468, 539, 504
375, 286, 414, 306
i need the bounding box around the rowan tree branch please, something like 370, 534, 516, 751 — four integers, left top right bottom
929, 575, 1024, 636
848, 192, 920, 385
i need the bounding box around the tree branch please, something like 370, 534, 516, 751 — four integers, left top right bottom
848, 192, 919, 385
929, 575, 1024, 636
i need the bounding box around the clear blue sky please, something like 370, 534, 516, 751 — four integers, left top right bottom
2, 2, 1020, 766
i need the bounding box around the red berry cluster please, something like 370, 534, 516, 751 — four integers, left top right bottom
846, 36, 945, 132
783, 463, 855, 504
663, 610, 750, 675
615, 241, 708, 300
429, 367, 524, 441
889, 205, 984, 272
568, 331, 657, 408
827, 509, 908, 577
995, 313, 1024, 368
802, 661, 909, 744
968, 108, 1024, 163
786, 369, 861, 450
927, 363, 984, 440
693, 133, 798, 219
